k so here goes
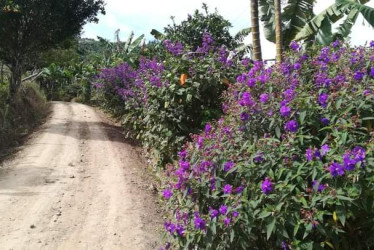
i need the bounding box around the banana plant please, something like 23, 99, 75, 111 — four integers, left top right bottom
295, 0, 374, 44
259, 0, 315, 48
259, 0, 373, 47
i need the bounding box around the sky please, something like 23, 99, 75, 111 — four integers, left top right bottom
83, 0, 374, 59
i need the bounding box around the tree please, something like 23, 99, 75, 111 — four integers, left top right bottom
259, 0, 315, 49
0, 0, 105, 96
162, 3, 237, 50
274, 0, 282, 62
251, 0, 263, 61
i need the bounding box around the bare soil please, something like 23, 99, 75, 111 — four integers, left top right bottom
0, 101, 162, 250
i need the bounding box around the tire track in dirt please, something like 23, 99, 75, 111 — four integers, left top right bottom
0, 102, 162, 250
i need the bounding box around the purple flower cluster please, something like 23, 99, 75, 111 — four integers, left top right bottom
329, 146, 366, 177
312, 180, 326, 192
163, 39, 185, 56
261, 177, 273, 195
306, 144, 330, 162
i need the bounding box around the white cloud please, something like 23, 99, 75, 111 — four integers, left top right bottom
83, 0, 374, 58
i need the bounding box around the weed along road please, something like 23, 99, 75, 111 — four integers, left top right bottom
0, 102, 161, 250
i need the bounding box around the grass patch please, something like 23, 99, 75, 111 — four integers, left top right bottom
0, 81, 49, 151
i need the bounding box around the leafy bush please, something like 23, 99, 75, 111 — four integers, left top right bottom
164, 4, 236, 50
95, 34, 249, 166
161, 41, 374, 249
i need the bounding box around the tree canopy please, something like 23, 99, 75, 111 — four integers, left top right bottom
163, 4, 236, 50
0, 0, 105, 95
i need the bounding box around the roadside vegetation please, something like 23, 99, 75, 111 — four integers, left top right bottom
0, 81, 48, 151
1, 0, 374, 249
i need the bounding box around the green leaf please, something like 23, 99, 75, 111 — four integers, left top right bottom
186, 94, 192, 102
294, 222, 301, 236
266, 217, 276, 240
275, 126, 281, 138
336, 195, 353, 201
299, 111, 306, 124
303, 223, 313, 239
258, 211, 272, 219
336, 206, 346, 226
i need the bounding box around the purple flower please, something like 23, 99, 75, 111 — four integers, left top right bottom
209, 207, 219, 219
198, 136, 204, 149
223, 217, 231, 227
205, 123, 212, 133
343, 152, 356, 171
306, 148, 314, 162
312, 180, 326, 192
294, 63, 301, 70
282, 241, 288, 250
290, 41, 299, 51
239, 92, 255, 107
219, 205, 228, 215
370, 67, 374, 78
178, 149, 187, 159
332, 40, 340, 48
247, 78, 256, 87
232, 211, 239, 217
260, 93, 269, 103
164, 221, 176, 234
180, 160, 190, 170
240, 112, 249, 122
354, 71, 365, 81
318, 93, 329, 108
285, 120, 298, 133
261, 177, 273, 195
194, 215, 206, 230
321, 117, 329, 125
370, 40, 374, 48
210, 178, 216, 191
320, 144, 330, 156
223, 184, 233, 194
224, 161, 235, 172
280, 105, 291, 117
163, 189, 173, 199
314, 150, 322, 160
235, 186, 244, 194
254, 152, 264, 163
163, 40, 184, 56
352, 146, 366, 162
329, 162, 344, 177
176, 224, 185, 236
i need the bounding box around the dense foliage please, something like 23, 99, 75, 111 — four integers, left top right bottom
161, 41, 374, 249
0, 81, 47, 150
163, 4, 237, 50
0, 0, 105, 95
95, 33, 248, 166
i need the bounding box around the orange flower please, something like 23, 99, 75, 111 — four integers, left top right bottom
180, 74, 188, 86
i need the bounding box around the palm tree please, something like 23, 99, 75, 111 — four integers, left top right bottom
251, 0, 263, 61
274, 0, 283, 62
259, 0, 315, 48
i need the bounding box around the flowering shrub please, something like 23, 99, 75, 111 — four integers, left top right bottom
161, 41, 374, 249
95, 34, 248, 166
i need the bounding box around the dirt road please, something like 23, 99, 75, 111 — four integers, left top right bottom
0, 102, 162, 250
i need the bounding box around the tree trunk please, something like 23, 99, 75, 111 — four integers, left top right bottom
274, 0, 283, 62
0, 62, 4, 84
9, 60, 23, 96
251, 0, 263, 61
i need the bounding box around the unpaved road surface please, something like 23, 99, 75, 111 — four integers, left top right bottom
0, 102, 162, 250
